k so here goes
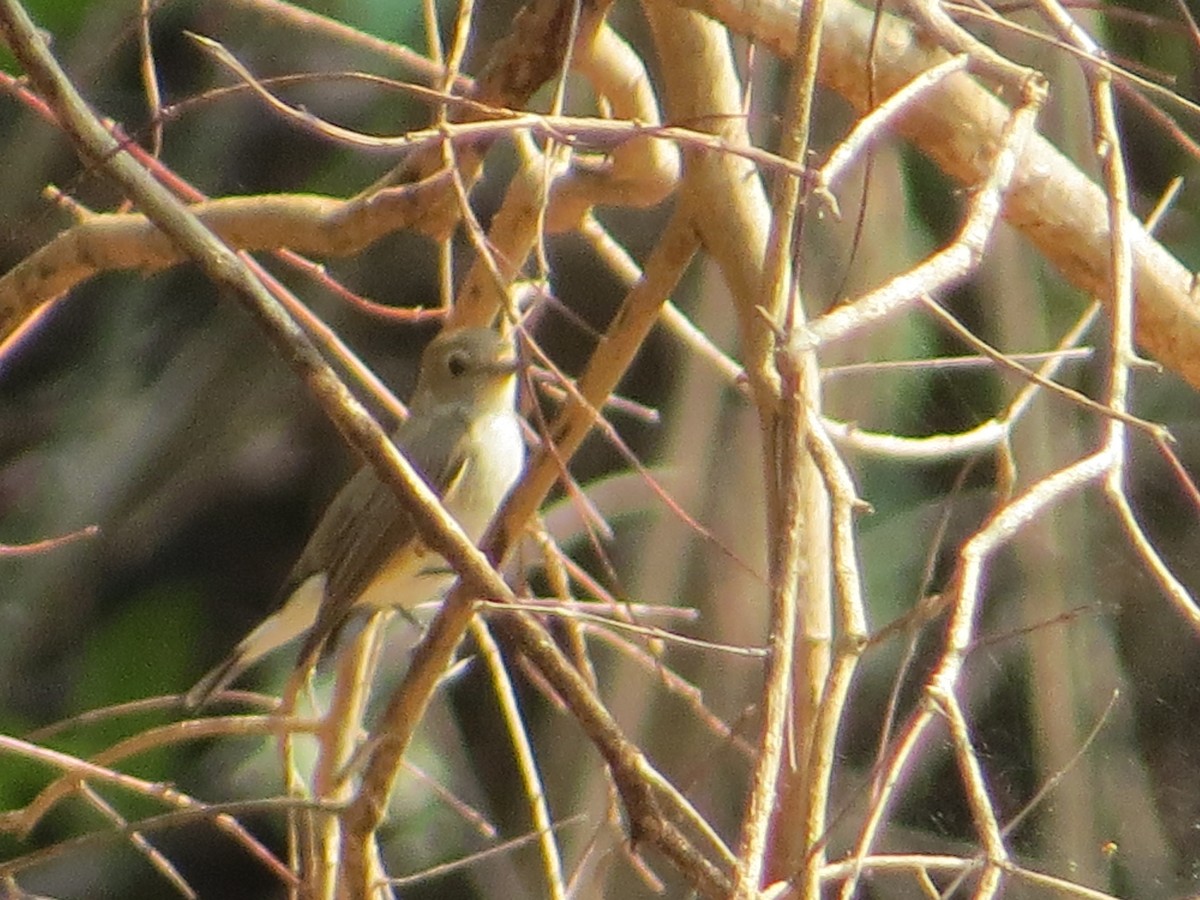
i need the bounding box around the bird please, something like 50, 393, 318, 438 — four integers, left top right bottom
183, 327, 525, 710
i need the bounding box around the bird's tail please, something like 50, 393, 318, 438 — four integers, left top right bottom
183, 652, 250, 711
183, 575, 325, 711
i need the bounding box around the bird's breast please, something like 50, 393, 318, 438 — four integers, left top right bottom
448, 412, 525, 541
353, 411, 523, 612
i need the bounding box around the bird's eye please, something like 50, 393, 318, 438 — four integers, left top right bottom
447, 352, 468, 377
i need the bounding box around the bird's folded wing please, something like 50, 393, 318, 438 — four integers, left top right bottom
288, 409, 474, 662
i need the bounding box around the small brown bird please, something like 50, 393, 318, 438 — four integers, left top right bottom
184, 327, 525, 709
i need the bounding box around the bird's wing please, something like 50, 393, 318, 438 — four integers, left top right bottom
286, 408, 473, 662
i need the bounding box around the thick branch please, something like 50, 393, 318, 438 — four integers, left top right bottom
681, 0, 1200, 391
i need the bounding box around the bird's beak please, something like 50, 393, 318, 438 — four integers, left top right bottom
486, 355, 520, 376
